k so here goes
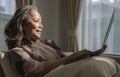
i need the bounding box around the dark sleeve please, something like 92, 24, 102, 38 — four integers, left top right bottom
40, 39, 66, 57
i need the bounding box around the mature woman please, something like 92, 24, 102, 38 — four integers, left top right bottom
4, 5, 107, 77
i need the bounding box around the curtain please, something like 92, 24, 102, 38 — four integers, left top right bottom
77, 0, 103, 51
77, 0, 120, 54
65, 0, 83, 52
15, 0, 35, 9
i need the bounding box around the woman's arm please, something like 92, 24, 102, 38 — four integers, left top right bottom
43, 44, 107, 75
42, 49, 92, 75
11, 45, 107, 76
12, 48, 92, 75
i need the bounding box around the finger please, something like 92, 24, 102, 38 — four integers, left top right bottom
102, 44, 107, 50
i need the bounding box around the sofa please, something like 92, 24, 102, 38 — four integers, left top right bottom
0, 51, 120, 77
0, 51, 22, 77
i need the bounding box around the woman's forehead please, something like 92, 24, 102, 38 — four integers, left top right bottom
30, 10, 42, 19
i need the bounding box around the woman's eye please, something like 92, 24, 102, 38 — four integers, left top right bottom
33, 19, 39, 22
33, 19, 41, 23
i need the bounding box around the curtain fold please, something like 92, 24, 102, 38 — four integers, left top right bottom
15, 0, 35, 9
65, 0, 83, 52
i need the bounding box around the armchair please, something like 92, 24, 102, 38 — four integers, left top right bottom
0, 51, 120, 77
0, 51, 22, 77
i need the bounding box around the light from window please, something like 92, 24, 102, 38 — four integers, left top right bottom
0, 0, 5, 11
77, 0, 120, 54
0, 0, 15, 15
92, 0, 100, 2
109, 0, 115, 3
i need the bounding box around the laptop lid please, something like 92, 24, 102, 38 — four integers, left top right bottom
102, 9, 115, 46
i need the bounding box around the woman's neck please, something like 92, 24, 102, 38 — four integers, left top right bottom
22, 37, 40, 45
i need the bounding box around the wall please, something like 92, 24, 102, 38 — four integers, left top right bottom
59, 0, 67, 50
35, 0, 59, 42
35, 0, 67, 50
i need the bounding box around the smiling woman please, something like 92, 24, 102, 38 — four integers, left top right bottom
2, 5, 111, 77
22, 10, 43, 40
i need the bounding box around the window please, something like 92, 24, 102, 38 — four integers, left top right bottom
0, 0, 16, 51
0, 0, 16, 15
77, 0, 120, 54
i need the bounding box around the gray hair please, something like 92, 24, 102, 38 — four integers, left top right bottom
4, 5, 38, 49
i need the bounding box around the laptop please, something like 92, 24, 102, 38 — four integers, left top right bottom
102, 9, 115, 46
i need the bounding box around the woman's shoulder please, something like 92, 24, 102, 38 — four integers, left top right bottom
9, 47, 31, 60
40, 39, 65, 57
11, 47, 23, 52
40, 39, 53, 44
40, 39, 57, 48
40, 39, 61, 50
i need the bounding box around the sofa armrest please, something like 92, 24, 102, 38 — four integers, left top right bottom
101, 54, 120, 65
63, 52, 120, 65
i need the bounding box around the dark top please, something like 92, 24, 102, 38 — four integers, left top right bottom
9, 40, 65, 77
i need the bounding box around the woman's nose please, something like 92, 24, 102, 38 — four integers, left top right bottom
39, 23, 43, 29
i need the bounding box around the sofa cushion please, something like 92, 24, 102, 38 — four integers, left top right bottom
0, 51, 22, 77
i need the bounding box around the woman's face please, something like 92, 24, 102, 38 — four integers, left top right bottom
23, 10, 43, 40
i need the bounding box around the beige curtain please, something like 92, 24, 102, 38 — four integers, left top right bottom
15, 0, 35, 9
65, 0, 83, 52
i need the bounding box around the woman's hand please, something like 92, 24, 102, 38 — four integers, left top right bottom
64, 45, 107, 64
92, 44, 107, 56
64, 49, 92, 64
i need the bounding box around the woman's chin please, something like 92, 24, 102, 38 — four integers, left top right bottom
31, 35, 41, 40
36, 35, 41, 39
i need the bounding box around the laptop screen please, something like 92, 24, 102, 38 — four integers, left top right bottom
102, 9, 115, 46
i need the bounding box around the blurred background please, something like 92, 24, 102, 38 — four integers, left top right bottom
0, 0, 120, 54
